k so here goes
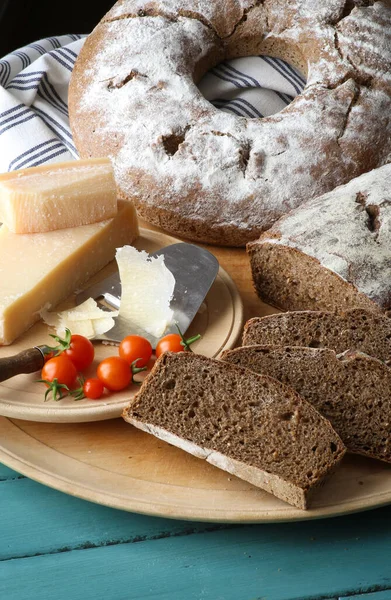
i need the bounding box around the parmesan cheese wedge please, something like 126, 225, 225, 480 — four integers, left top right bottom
116, 246, 175, 339
0, 158, 118, 233
0, 200, 138, 345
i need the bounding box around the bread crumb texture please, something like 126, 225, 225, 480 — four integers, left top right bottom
222, 344, 391, 463
243, 309, 391, 366
124, 352, 345, 509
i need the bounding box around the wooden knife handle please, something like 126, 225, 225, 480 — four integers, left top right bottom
0, 347, 46, 383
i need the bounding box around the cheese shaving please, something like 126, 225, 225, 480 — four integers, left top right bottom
116, 245, 175, 339
41, 298, 118, 338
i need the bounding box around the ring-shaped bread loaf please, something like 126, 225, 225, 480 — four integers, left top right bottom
69, 0, 391, 246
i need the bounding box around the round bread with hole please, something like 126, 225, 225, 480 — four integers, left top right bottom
68, 0, 391, 246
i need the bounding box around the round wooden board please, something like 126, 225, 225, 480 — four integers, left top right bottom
0, 416, 391, 522
0, 223, 390, 523
0, 228, 243, 423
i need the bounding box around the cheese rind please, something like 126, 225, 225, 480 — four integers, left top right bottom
0, 200, 138, 345
0, 158, 118, 233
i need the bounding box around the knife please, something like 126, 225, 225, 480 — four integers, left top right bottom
0, 243, 219, 383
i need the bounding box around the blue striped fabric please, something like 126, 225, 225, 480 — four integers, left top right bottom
0, 35, 306, 173
199, 56, 306, 119
0, 35, 86, 172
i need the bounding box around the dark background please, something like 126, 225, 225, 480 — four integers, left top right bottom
0, 0, 114, 57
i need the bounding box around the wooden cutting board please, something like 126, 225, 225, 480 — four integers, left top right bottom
0, 220, 390, 522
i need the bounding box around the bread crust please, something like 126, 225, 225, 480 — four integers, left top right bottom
126, 418, 314, 509
69, 0, 391, 246
248, 163, 391, 312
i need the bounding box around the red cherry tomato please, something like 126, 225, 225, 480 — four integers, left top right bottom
41, 355, 78, 388
64, 334, 95, 371
96, 356, 131, 391
43, 351, 55, 363
83, 378, 104, 400
119, 335, 152, 368
155, 334, 183, 358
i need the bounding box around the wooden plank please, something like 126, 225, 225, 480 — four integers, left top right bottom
0, 462, 23, 480
1, 497, 391, 600
340, 592, 391, 600
0, 477, 230, 561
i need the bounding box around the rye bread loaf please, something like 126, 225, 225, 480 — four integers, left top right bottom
247, 163, 391, 313
69, 0, 391, 246
242, 309, 391, 365
123, 351, 345, 509
221, 345, 391, 463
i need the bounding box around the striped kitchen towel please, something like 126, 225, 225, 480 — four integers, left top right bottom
0, 35, 306, 173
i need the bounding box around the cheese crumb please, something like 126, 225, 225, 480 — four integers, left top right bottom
41, 298, 118, 338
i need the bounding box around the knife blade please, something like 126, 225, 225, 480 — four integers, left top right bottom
75, 242, 220, 345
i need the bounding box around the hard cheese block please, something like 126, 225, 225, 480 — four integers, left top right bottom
0, 199, 138, 345
0, 158, 118, 233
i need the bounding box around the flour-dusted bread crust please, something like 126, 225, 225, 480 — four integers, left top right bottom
123, 352, 345, 509
242, 309, 391, 365
69, 1, 391, 246
221, 345, 391, 463
248, 163, 391, 313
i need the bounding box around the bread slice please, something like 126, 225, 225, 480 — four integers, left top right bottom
242, 309, 391, 366
221, 345, 391, 463
123, 352, 345, 510
247, 164, 391, 314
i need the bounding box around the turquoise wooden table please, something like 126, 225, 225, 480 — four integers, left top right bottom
1, 458, 391, 600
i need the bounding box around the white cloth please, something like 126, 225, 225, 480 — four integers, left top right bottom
0, 35, 306, 173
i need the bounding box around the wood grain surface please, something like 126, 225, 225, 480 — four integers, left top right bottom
0, 222, 391, 523
1, 223, 391, 599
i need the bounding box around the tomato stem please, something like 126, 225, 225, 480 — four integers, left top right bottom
46, 327, 72, 355
175, 323, 201, 351
70, 376, 86, 401
36, 377, 70, 402
131, 359, 147, 385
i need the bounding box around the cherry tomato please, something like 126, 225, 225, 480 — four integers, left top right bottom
96, 356, 131, 391
41, 355, 78, 388
43, 350, 55, 363
64, 334, 95, 371
155, 334, 183, 358
119, 335, 152, 368
83, 378, 104, 400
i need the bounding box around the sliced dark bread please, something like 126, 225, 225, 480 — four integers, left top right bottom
221, 345, 391, 463
123, 352, 345, 510
242, 309, 391, 366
